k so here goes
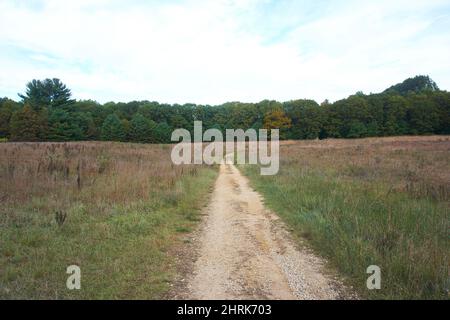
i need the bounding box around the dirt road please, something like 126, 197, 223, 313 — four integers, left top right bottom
175, 157, 349, 300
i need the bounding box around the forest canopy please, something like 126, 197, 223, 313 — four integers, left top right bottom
1, 75, 449, 142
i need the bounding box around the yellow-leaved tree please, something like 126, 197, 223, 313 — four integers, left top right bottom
263, 109, 292, 139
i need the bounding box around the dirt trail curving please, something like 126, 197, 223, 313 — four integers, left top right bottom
175, 156, 350, 300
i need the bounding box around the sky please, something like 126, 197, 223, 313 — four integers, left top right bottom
0, 0, 449, 105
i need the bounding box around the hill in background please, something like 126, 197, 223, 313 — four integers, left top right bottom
383, 75, 440, 95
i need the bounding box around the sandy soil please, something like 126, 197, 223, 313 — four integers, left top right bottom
171, 157, 352, 300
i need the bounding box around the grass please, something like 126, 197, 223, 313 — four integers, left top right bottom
0, 142, 218, 299
241, 136, 449, 299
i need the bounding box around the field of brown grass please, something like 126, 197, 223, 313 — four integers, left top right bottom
280, 136, 450, 202
1, 136, 448, 299
243, 136, 450, 299
0, 142, 217, 299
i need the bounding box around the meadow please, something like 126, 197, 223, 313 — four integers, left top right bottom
242, 136, 449, 299
1, 137, 448, 300
0, 142, 217, 299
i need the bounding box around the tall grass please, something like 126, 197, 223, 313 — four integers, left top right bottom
0, 142, 217, 299
242, 136, 449, 299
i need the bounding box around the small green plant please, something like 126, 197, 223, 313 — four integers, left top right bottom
54, 210, 67, 227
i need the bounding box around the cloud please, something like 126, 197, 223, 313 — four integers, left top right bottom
0, 0, 449, 104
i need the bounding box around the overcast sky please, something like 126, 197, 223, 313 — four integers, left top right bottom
1, 0, 449, 105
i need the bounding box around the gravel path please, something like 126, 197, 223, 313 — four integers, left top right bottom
174, 157, 351, 300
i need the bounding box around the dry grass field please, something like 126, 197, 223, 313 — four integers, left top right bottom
0, 142, 217, 299
242, 136, 450, 299
1, 137, 448, 300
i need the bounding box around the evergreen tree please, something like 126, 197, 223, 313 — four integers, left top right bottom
101, 114, 125, 141
129, 113, 153, 143
154, 122, 172, 143
74, 112, 98, 140
18, 78, 75, 109
47, 109, 84, 141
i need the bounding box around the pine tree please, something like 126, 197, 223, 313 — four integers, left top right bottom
47, 109, 84, 141
129, 113, 153, 143
154, 122, 172, 143
101, 114, 125, 141
18, 78, 75, 109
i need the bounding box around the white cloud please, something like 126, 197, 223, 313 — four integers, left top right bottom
0, 0, 449, 104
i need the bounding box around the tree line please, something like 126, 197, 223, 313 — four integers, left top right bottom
0, 75, 449, 143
